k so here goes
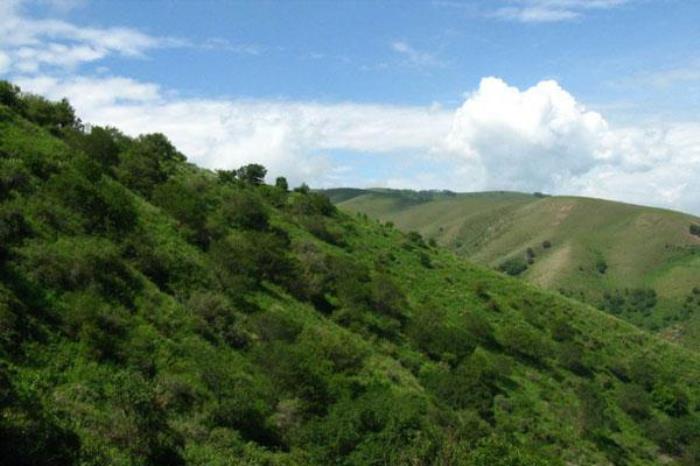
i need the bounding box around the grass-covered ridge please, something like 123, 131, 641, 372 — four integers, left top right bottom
1, 81, 699, 465
329, 188, 700, 349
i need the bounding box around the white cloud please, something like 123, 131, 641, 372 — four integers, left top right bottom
0, 51, 10, 74
0, 0, 185, 74
2, 1, 698, 215
391, 41, 443, 68
490, 0, 630, 23
629, 65, 700, 89
16, 73, 700, 215
15, 75, 453, 187
444, 77, 610, 191
442, 77, 700, 214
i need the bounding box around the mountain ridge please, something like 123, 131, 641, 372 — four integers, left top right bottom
326, 188, 700, 349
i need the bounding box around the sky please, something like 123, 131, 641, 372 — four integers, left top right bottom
1, 0, 700, 214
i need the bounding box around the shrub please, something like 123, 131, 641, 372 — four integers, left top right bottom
425, 349, 507, 418
690, 224, 700, 237
596, 259, 608, 274
79, 126, 121, 169
216, 189, 269, 231
152, 176, 212, 246
210, 230, 293, 291
407, 306, 475, 364
290, 191, 336, 217
236, 163, 267, 185
116, 133, 184, 197
497, 321, 551, 363
558, 342, 591, 376
542, 240, 552, 249
617, 383, 651, 420
406, 231, 426, 248
275, 176, 288, 191
0, 81, 25, 112
498, 257, 528, 276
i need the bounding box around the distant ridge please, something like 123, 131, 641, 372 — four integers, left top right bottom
327, 188, 700, 349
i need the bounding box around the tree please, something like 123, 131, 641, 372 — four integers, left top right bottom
690, 224, 700, 237
116, 133, 184, 197
275, 176, 289, 191
0, 80, 25, 112
81, 126, 121, 168
237, 164, 267, 185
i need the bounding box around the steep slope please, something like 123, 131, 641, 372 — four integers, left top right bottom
330, 189, 700, 349
1, 83, 700, 465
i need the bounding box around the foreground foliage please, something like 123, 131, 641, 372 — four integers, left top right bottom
1, 82, 700, 465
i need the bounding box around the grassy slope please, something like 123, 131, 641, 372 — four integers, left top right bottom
331, 189, 700, 348
2, 92, 700, 464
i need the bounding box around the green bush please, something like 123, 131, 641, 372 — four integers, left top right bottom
596, 259, 608, 274
499, 257, 528, 276
689, 224, 700, 237
497, 321, 551, 363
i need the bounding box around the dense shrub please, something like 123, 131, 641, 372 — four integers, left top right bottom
690, 224, 700, 237
497, 321, 552, 363
596, 259, 608, 274
498, 257, 528, 276
116, 133, 184, 197
215, 189, 269, 232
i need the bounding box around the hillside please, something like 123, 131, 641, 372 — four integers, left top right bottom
329, 189, 700, 349
1, 82, 700, 465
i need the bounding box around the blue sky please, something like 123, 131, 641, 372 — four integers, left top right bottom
2, 0, 700, 214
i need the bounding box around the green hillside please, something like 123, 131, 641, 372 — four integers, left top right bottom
2, 82, 700, 465
330, 189, 700, 349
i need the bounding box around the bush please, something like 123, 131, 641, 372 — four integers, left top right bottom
0, 81, 25, 112
617, 383, 652, 420
215, 189, 269, 232
425, 349, 508, 418
24, 237, 140, 306
152, 175, 212, 246
690, 224, 700, 237
407, 306, 475, 364
236, 163, 267, 185
210, 230, 293, 291
596, 259, 608, 274
497, 321, 551, 363
290, 191, 336, 217
275, 176, 288, 191
116, 133, 184, 197
557, 342, 591, 376
498, 257, 528, 276
542, 240, 552, 249
406, 231, 426, 248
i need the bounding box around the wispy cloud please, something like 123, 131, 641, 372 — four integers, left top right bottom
489, 0, 630, 23
633, 65, 700, 89
0, 0, 183, 73
0, 0, 262, 74
391, 41, 444, 68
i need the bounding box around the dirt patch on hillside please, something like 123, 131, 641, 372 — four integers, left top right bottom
529, 243, 573, 288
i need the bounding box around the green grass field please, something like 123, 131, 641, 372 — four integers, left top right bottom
329, 189, 700, 349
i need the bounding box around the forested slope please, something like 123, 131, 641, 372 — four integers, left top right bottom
1, 82, 699, 465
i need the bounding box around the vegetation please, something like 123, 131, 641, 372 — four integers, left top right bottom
327, 188, 700, 349
691, 224, 700, 237
1, 82, 700, 465
498, 257, 528, 276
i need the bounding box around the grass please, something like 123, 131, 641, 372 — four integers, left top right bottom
328, 188, 700, 349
